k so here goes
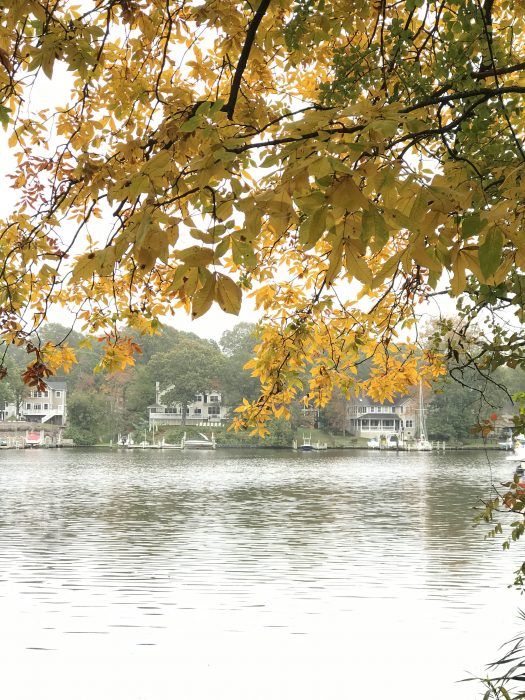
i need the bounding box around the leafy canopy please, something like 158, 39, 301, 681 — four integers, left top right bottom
1, 0, 524, 431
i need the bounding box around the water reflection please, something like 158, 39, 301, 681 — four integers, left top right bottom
0, 448, 522, 699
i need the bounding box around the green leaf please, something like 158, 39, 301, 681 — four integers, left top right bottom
0, 105, 10, 128
478, 228, 504, 279
362, 207, 389, 250
299, 208, 326, 249
461, 213, 483, 239
179, 115, 202, 133
231, 238, 257, 268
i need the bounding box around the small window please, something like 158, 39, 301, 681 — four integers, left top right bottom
405, 420, 413, 428
194, 395, 203, 402
26, 403, 31, 410
194, 408, 202, 414
208, 405, 220, 415
55, 391, 61, 397
43, 404, 49, 410
34, 404, 41, 410
210, 395, 219, 403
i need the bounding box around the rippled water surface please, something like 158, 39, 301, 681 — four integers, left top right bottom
0, 448, 522, 699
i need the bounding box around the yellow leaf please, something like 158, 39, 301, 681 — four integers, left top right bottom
177, 246, 214, 267
344, 242, 372, 286
328, 177, 368, 211
326, 238, 344, 285
216, 273, 242, 315
191, 271, 215, 319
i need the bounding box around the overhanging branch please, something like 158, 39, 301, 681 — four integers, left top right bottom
224, 0, 272, 120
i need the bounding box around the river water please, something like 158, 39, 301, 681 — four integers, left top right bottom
0, 448, 522, 699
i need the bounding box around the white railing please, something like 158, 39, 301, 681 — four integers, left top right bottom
22, 408, 65, 424
359, 425, 398, 432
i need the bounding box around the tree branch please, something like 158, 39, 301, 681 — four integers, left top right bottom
224, 0, 272, 120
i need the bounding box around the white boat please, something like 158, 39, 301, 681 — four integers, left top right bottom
506, 438, 525, 463
368, 438, 380, 449
183, 432, 216, 450
413, 381, 432, 451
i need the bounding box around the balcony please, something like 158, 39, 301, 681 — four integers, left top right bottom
22, 407, 65, 424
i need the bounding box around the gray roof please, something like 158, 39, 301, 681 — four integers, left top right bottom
351, 393, 414, 408
45, 380, 67, 391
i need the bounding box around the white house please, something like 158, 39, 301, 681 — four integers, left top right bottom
148, 382, 229, 429
347, 392, 420, 441
2, 379, 67, 426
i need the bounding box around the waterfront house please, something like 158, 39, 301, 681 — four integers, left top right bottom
148, 382, 229, 429
2, 380, 67, 426
347, 392, 420, 442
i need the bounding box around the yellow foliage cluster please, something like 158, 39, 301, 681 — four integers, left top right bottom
0, 0, 523, 416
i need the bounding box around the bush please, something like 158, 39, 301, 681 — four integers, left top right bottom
63, 426, 98, 446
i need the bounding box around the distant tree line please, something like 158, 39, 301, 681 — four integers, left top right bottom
0, 320, 523, 445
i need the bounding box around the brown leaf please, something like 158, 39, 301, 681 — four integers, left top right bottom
0, 48, 13, 73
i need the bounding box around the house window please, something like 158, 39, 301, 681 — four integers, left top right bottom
208, 405, 220, 415
405, 420, 413, 428
44, 404, 49, 410
55, 391, 61, 398
210, 395, 219, 403
26, 403, 31, 410
194, 395, 203, 402
383, 420, 394, 427
44, 391, 48, 398
194, 408, 202, 414
34, 404, 41, 410
370, 406, 375, 413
